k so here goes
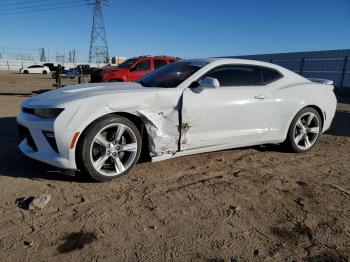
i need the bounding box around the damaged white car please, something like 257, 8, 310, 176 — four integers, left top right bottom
17, 58, 337, 181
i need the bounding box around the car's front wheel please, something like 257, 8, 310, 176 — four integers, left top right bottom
42, 70, 47, 74
286, 107, 322, 153
76, 115, 142, 181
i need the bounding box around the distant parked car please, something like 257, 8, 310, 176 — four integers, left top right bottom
76, 64, 95, 75
52, 64, 95, 79
90, 56, 180, 83
20, 65, 50, 74
43, 63, 59, 72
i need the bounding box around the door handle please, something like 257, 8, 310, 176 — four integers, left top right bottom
254, 95, 268, 100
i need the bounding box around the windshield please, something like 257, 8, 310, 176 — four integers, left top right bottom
118, 58, 137, 68
137, 61, 206, 88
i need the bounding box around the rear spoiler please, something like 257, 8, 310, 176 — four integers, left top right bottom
308, 78, 334, 85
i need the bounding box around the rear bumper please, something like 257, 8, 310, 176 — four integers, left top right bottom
322, 92, 337, 133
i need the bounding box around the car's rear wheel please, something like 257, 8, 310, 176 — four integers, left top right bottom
42, 70, 47, 74
286, 107, 322, 153
76, 115, 142, 181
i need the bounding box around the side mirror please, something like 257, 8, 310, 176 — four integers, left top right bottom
199, 77, 220, 89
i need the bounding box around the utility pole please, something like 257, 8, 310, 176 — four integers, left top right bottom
88, 0, 109, 63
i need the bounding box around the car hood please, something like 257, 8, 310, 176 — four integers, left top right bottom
22, 82, 157, 107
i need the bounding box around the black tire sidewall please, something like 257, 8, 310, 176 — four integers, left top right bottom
76, 115, 142, 181
287, 107, 322, 153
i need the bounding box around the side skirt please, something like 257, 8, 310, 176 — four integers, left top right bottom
151, 138, 284, 162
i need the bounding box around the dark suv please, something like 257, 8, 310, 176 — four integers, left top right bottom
90, 56, 180, 83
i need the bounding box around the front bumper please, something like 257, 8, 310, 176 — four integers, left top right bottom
17, 112, 76, 170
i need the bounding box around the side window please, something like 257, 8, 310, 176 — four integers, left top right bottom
262, 67, 283, 83
204, 66, 263, 86
154, 60, 167, 69
134, 60, 151, 71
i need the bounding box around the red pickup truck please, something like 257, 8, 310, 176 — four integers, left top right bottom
91, 56, 180, 83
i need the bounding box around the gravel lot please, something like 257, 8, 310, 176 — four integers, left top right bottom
0, 71, 349, 261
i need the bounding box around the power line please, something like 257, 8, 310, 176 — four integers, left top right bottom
0, 0, 50, 7
0, 0, 92, 12
0, 3, 93, 16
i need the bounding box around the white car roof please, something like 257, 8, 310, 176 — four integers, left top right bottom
183, 57, 282, 68
181, 57, 302, 78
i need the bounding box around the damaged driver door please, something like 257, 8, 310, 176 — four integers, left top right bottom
180, 65, 274, 151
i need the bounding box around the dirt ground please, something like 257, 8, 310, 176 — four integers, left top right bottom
0, 70, 349, 262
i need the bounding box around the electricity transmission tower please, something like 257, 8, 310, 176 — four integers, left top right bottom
88, 0, 109, 63
68, 50, 77, 63
39, 48, 46, 62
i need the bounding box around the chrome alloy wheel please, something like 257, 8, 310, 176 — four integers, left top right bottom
89, 123, 138, 176
294, 112, 320, 150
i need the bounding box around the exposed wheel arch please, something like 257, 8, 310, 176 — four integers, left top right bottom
75, 112, 151, 168
75, 114, 142, 181
109, 79, 123, 82
307, 105, 324, 128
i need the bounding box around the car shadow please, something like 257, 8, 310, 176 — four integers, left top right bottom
0, 117, 89, 182
0, 89, 51, 97
0, 92, 32, 97
326, 110, 350, 137
336, 91, 350, 104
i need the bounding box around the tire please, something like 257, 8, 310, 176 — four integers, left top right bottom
42, 70, 47, 74
76, 115, 142, 181
52, 72, 56, 79
23, 70, 29, 74
109, 79, 122, 82
286, 107, 322, 153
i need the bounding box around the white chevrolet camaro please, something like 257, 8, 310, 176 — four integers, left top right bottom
17, 58, 337, 181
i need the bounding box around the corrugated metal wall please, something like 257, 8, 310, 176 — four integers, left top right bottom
228, 49, 350, 88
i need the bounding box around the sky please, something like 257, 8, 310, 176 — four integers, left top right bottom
0, 0, 349, 62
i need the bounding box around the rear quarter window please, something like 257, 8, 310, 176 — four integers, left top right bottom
262, 67, 283, 84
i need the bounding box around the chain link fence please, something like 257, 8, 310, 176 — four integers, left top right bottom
0, 60, 108, 71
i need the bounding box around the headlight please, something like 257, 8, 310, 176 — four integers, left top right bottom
34, 108, 64, 119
